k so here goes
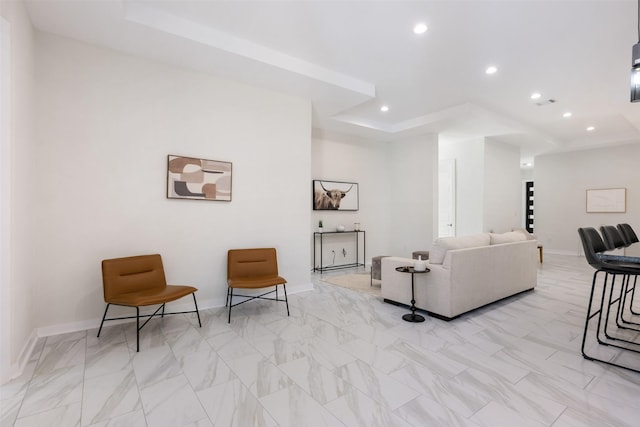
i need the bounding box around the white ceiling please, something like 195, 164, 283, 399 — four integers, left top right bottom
25, 0, 640, 165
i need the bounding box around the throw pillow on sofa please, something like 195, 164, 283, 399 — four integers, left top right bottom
489, 231, 527, 245
512, 228, 538, 241
430, 233, 491, 264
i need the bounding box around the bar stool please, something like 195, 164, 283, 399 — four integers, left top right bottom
617, 223, 639, 247
600, 225, 627, 251
578, 227, 640, 373
599, 225, 640, 329
617, 223, 640, 316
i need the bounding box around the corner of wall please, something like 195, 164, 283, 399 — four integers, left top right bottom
1, 329, 38, 385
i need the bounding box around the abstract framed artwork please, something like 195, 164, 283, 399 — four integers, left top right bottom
313, 180, 359, 211
586, 188, 626, 213
167, 155, 232, 201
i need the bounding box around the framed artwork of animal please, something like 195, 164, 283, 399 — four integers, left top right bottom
313, 180, 359, 211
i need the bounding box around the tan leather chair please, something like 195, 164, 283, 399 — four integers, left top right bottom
227, 248, 289, 323
98, 254, 201, 351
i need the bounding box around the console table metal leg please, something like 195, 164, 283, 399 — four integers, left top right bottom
363, 231, 366, 270
355, 232, 359, 269
313, 230, 365, 273
320, 233, 323, 273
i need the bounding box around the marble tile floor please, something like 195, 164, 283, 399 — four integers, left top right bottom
2, 254, 640, 427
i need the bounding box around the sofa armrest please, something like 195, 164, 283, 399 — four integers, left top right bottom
380, 257, 415, 304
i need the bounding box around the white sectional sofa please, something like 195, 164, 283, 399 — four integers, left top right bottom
381, 231, 538, 320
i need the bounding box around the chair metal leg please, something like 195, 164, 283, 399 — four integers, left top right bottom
626, 275, 639, 315
602, 275, 640, 348
226, 283, 289, 322
228, 288, 233, 323
580, 271, 598, 360
603, 273, 619, 340
97, 304, 110, 337
136, 306, 140, 352
98, 293, 200, 352
600, 274, 640, 349
581, 271, 601, 360
193, 293, 202, 328
616, 275, 640, 329
617, 275, 631, 325
582, 270, 640, 373
592, 273, 640, 352
283, 284, 290, 316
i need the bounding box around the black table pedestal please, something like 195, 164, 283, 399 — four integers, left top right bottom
402, 312, 425, 323
395, 266, 429, 323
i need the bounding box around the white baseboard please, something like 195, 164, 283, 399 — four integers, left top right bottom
7, 282, 316, 383
288, 282, 314, 294
544, 249, 581, 257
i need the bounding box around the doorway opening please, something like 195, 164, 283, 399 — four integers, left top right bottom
525, 181, 534, 233
438, 159, 456, 237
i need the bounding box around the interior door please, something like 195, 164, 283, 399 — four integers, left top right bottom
439, 159, 456, 237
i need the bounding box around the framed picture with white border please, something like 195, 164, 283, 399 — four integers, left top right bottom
586, 188, 626, 213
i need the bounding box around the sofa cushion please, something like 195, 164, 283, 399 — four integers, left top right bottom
430, 233, 491, 264
489, 231, 527, 245
512, 228, 538, 241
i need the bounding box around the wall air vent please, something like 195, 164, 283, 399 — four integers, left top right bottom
535, 99, 556, 106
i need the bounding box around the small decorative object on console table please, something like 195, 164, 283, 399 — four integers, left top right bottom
318, 220, 323, 233
336, 225, 345, 232
395, 266, 430, 322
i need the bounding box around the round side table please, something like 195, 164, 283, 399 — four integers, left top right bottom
395, 266, 430, 322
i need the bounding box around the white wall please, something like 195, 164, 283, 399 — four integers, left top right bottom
484, 139, 521, 233
0, 0, 36, 383
535, 143, 640, 255
440, 137, 522, 236
521, 168, 534, 182
32, 33, 312, 332
387, 134, 438, 257
311, 131, 392, 266
311, 132, 438, 262
0, 13, 9, 385
439, 138, 484, 235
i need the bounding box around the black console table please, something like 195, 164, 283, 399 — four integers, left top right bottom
313, 230, 365, 273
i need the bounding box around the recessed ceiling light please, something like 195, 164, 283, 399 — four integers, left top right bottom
530, 92, 542, 100
563, 112, 572, 118
380, 105, 389, 112
413, 23, 427, 34
586, 126, 595, 131
485, 66, 498, 75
